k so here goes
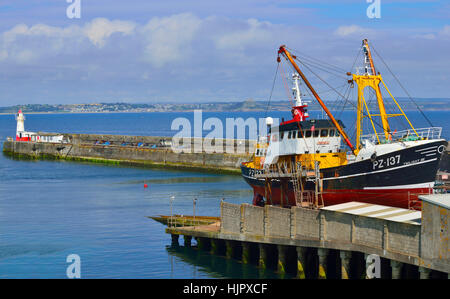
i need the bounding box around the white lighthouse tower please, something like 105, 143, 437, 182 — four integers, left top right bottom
15, 109, 25, 140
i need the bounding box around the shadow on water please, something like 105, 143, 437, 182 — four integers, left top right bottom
166, 245, 293, 279
0, 244, 68, 261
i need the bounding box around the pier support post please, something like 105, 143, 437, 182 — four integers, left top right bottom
340, 250, 352, 279
197, 237, 211, 251
418, 267, 431, 279
211, 239, 220, 255
184, 235, 192, 247
171, 234, 179, 246
277, 245, 288, 275
390, 260, 403, 279
317, 248, 328, 279
259, 244, 269, 269
225, 240, 236, 259
296, 247, 307, 279
242, 242, 251, 264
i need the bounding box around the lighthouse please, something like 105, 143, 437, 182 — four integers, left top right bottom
15, 109, 26, 141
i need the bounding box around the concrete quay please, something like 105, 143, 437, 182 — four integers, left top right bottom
2, 133, 254, 174
165, 194, 450, 279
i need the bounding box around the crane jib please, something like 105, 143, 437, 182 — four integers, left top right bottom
277, 45, 356, 155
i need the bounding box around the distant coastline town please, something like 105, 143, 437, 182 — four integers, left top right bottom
1, 98, 449, 114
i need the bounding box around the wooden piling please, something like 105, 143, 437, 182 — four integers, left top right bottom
296, 247, 307, 279
277, 245, 288, 275
317, 248, 328, 279
339, 250, 352, 279
184, 235, 192, 247
391, 260, 403, 279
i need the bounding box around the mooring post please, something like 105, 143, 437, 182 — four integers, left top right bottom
339, 250, 352, 279
171, 234, 179, 246
296, 247, 307, 279
390, 260, 403, 279
277, 245, 288, 275
418, 267, 431, 279
259, 243, 269, 269
317, 248, 328, 279
225, 240, 235, 259
242, 242, 251, 264
211, 239, 220, 255
184, 235, 192, 247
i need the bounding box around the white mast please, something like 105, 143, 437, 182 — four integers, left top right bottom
292, 73, 303, 107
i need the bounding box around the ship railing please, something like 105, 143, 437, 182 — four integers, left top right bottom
361, 127, 442, 144
262, 160, 317, 177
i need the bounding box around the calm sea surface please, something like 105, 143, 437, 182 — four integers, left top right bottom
0, 111, 448, 278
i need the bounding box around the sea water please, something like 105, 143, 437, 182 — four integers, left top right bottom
0, 111, 447, 278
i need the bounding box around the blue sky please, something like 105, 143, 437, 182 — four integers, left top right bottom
0, 0, 449, 105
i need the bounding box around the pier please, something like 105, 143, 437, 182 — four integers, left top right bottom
162, 194, 450, 279
2, 133, 254, 174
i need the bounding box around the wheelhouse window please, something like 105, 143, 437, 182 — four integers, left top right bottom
329, 129, 335, 137
313, 130, 319, 138
320, 129, 328, 137
305, 131, 312, 138
288, 131, 292, 139
292, 131, 297, 139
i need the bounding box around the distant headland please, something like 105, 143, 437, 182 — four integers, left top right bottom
1, 98, 449, 114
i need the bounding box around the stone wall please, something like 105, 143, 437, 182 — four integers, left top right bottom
264, 205, 291, 238
3, 138, 252, 173
421, 199, 449, 268
292, 207, 320, 240
241, 204, 264, 236
220, 202, 242, 234
68, 134, 257, 154
220, 202, 428, 264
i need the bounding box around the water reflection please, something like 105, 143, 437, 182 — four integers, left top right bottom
166, 245, 294, 279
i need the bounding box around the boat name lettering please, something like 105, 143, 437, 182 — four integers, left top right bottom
402, 157, 425, 166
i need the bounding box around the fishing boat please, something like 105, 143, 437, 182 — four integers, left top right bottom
241, 39, 447, 209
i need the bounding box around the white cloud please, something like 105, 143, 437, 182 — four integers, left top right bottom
140, 13, 202, 67
334, 25, 373, 37
84, 18, 136, 48
0, 14, 450, 103
214, 18, 273, 50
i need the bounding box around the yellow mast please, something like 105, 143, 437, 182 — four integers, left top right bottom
352, 39, 419, 151
353, 39, 390, 151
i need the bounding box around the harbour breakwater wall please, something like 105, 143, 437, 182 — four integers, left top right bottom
2, 133, 255, 174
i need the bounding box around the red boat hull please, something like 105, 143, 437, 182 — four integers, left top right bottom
249, 185, 431, 209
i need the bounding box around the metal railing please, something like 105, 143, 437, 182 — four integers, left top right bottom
361, 127, 442, 144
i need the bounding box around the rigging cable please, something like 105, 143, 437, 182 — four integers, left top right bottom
371, 44, 434, 127
264, 62, 280, 119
